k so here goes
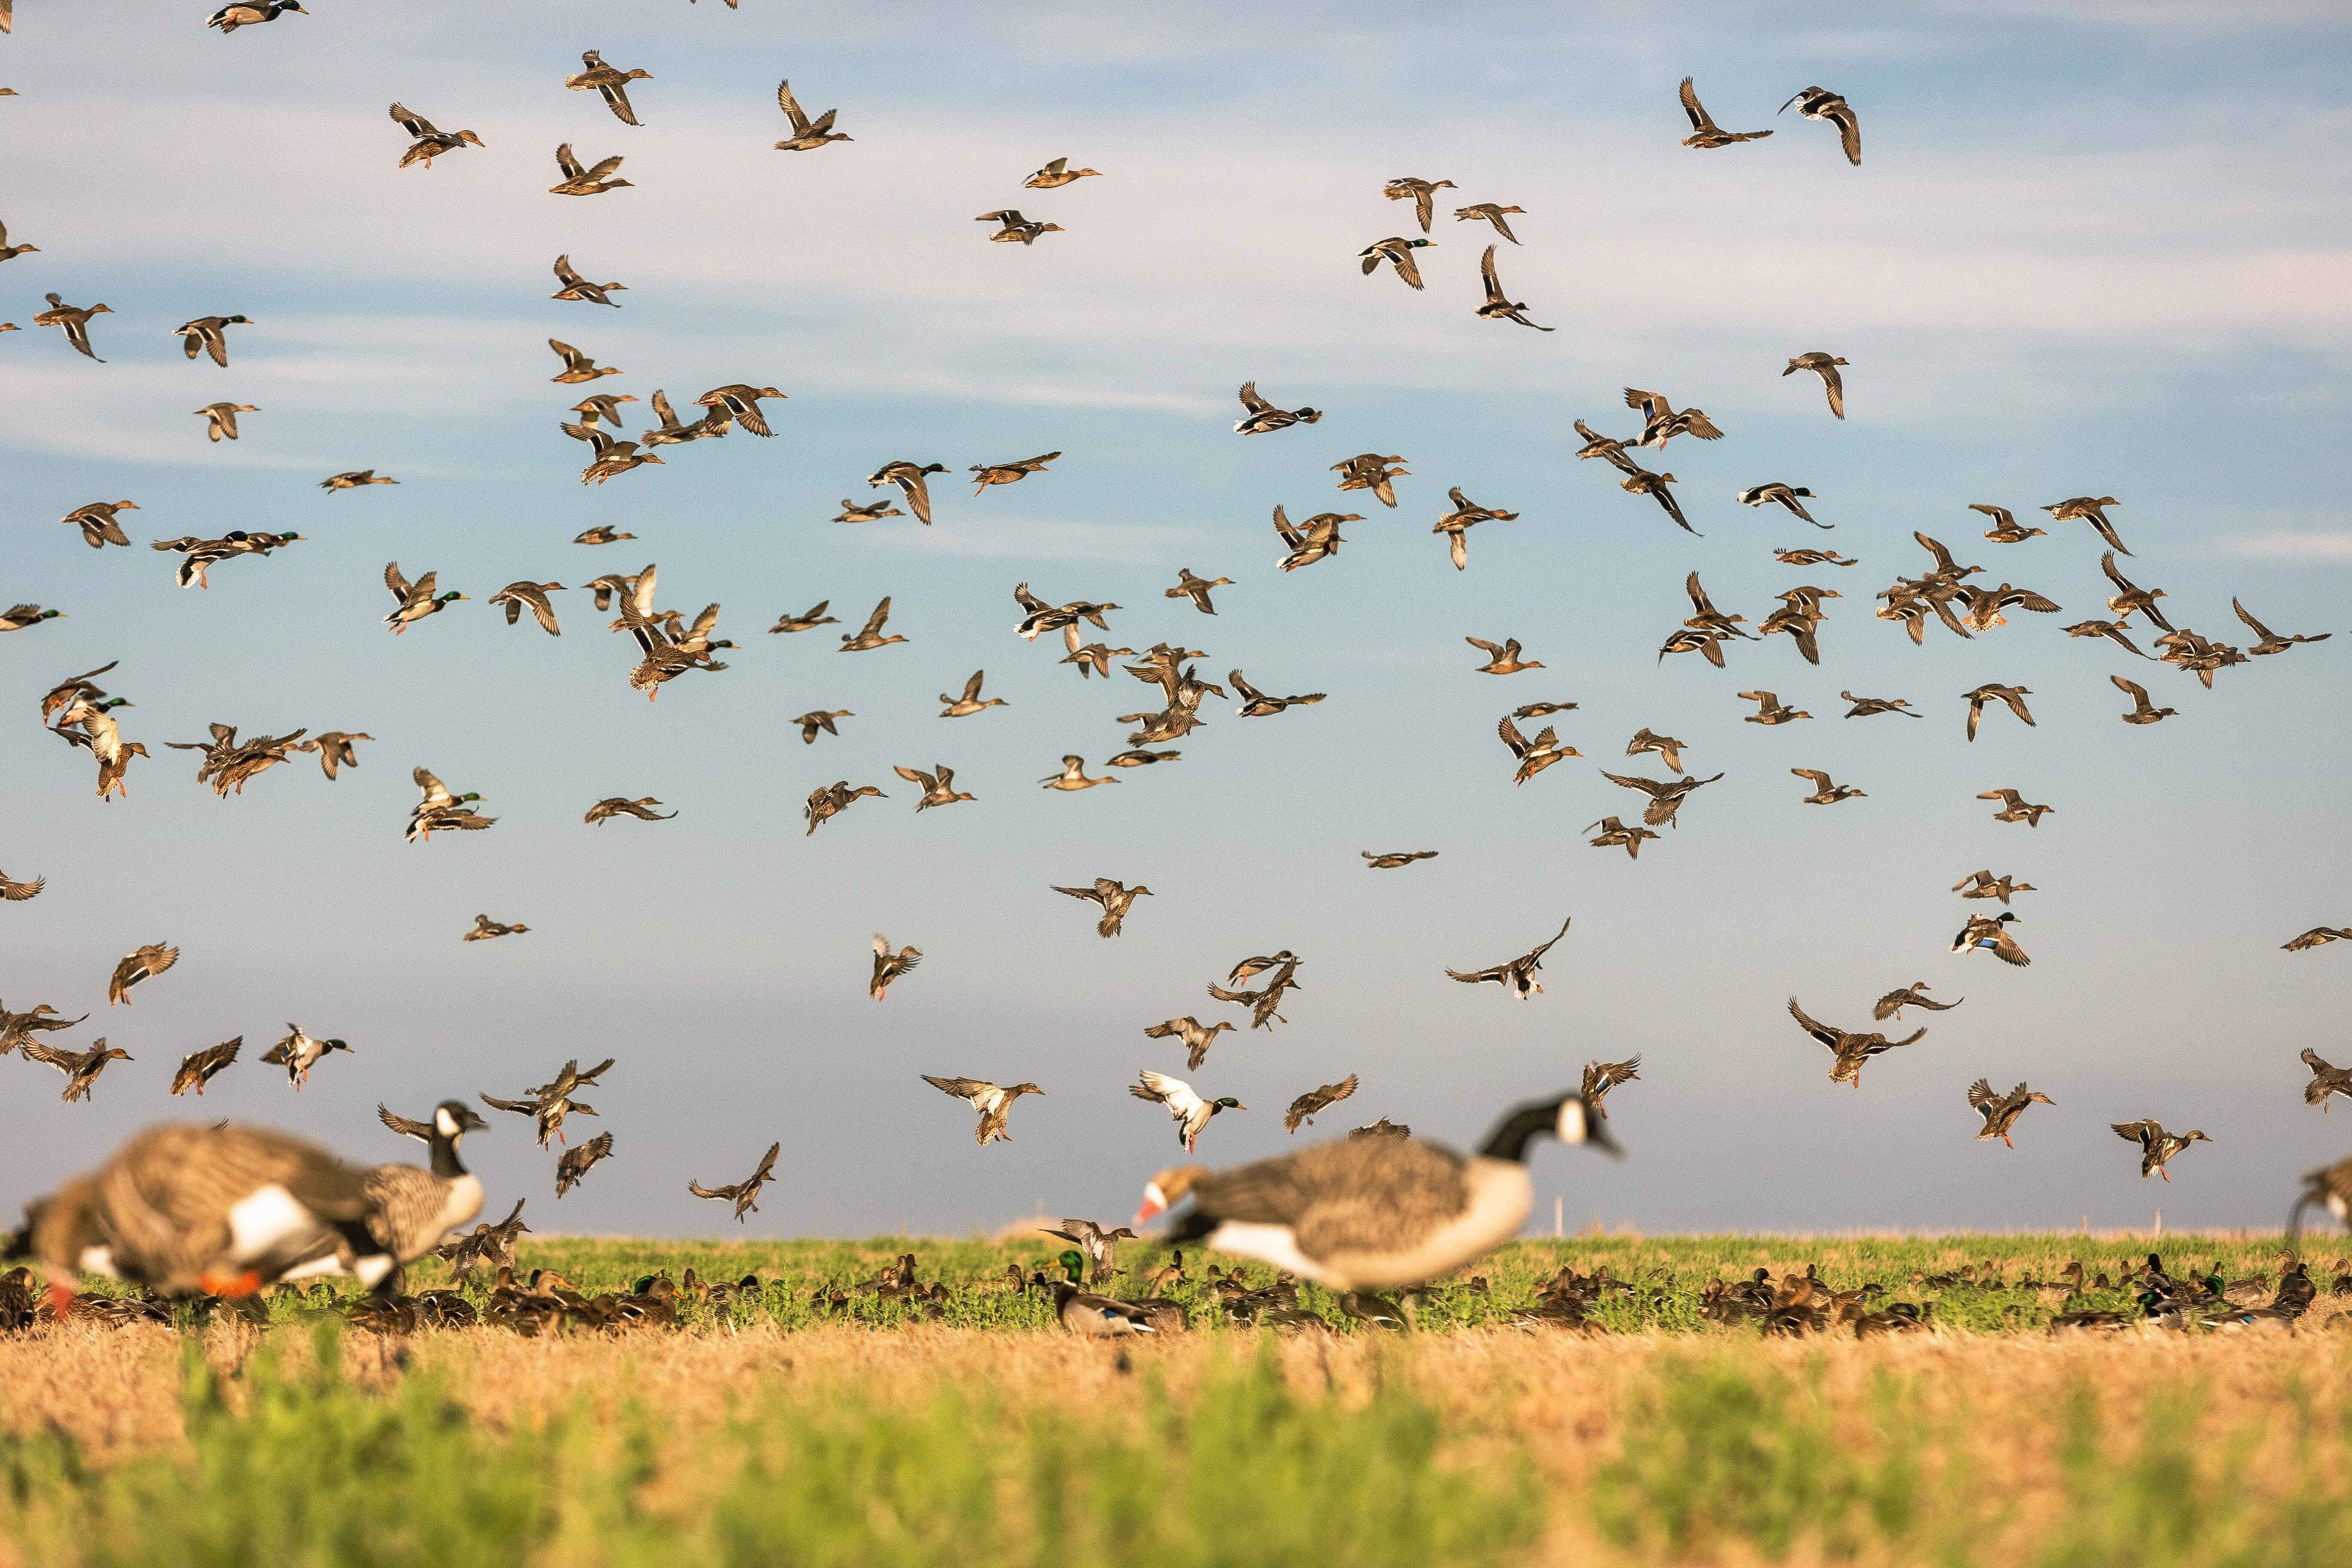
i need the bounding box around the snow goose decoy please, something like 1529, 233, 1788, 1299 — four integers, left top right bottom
1777, 87, 1861, 165
1132, 1069, 1244, 1152
1968, 1081, 2053, 1148
921, 1077, 1041, 1145
1445, 916, 1570, 1000
1787, 998, 1924, 1087
688, 1142, 781, 1220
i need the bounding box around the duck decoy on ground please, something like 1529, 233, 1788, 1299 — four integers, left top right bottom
1952, 911, 2030, 966
922, 1076, 1041, 1145
290, 729, 369, 782
383, 562, 466, 632
407, 766, 493, 842
488, 581, 564, 634
1951, 870, 2034, 905
32, 294, 109, 359
172, 315, 249, 367
1475, 245, 1552, 330
1581, 1057, 1641, 1117
1333, 452, 1409, 507
106, 943, 178, 1006
1962, 684, 2035, 741
767, 600, 836, 635
1454, 202, 1525, 242
60, 501, 138, 548
1466, 635, 1543, 674
1433, 487, 1518, 570
322, 470, 398, 493
1231, 670, 1325, 717
1623, 728, 1685, 772
1041, 754, 1119, 791
1874, 983, 1961, 1021
2112, 675, 2176, 724
260, 1024, 352, 1088
838, 597, 907, 651
1363, 850, 1438, 869
0, 218, 39, 264
970, 451, 1059, 491
1052, 877, 1150, 936
1133, 1069, 1244, 1152
1233, 380, 1320, 434
1779, 86, 1861, 164
1740, 690, 1809, 725
0, 869, 43, 900
193, 402, 257, 441
575, 525, 635, 546
1358, 236, 1435, 289
2114, 1119, 2209, 1181
868, 459, 946, 523
1599, 769, 1724, 829
1678, 77, 1773, 147
554, 1132, 614, 1198
584, 796, 674, 825
893, 763, 974, 811
1273, 505, 1355, 570
1042, 1222, 1140, 1287
21, 1040, 132, 1102
2284, 927, 2352, 951
483, 1058, 612, 1148
1587, 815, 1660, 859
1024, 156, 1100, 187
1146, 1016, 1235, 1070
550, 254, 625, 306
389, 102, 484, 167
549, 338, 621, 384
1737, 482, 1823, 526
1047, 1252, 1158, 1337
688, 1142, 781, 1219
937, 669, 1007, 716
1978, 787, 2052, 827
1776, 546, 1857, 567
793, 709, 852, 744
774, 80, 849, 149
977, 208, 1063, 244
0, 605, 57, 633
549, 143, 631, 196
2301, 1049, 2352, 1110
566, 49, 652, 125
1284, 1076, 1360, 1133
463, 915, 527, 942
169, 1037, 241, 1096
2234, 598, 2330, 656
1446, 916, 1571, 1000
1787, 998, 1926, 1087
1166, 568, 1233, 613
1136, 1089, 1617, 1290
1791, 767, 1864, 805
1383, 175, 1455, 232
1968, 1081, 2053, 1148
804, 781, 885, 834
2045, 496, 2130, 554
1784, 351, 1849, 416
1968, 503, 2044, 544
1497, 715, 1579, 784
0, 1002, 84, 1054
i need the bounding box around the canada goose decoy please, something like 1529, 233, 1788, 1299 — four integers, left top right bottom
2234, 598, 2330, 656
2284, 927, 2352, 952
695, 383, 784, 436
1776, 547, 1857, 567
794, 709, 853, 744
838, 597, 907, 652
1951, 870, 2033, 904
1358, 236, 1435, 289
1145, 1016, 1235, 1071
1581, 1057, 1641, 1118
866, 460, 946, 524
1133, 1070, 1244, 1152
1446, 916, 1571, 1000
383, 561, 466, 632
1363, 850, 1438, 869
773, 79, 850, 149
1678, 77, 1772, 147
1778, 86, 1860, 164
1052, 877, 1150, 936
59, 501, 138, 548
922, 1076, 1041, 1145
1962, 684, 2034, 741
321, 469, 398, 492
1619, 463, 1697, 534
260, 1023, 352, 1088
2113, 1119, 2209, 1181
584, 796, 675, 825
1466, 635, 1542, 674
0, 1002, 85, 1055
291, 730, 369, 782
1874, 983, 1961, 1021
688, 1142, 781, 1221
1787, 999, 1925, 1087
1024, 156, 1101, 188
0, 606, 62, 633
1966, 503, 2043, 544
804, 781, 885, 835
0, 869, 44, 900
1382, 175, 1455, 233
1231, 670, 1325, 717
1137, 1089, 1616, 1290
2112, 675, 2176, 725
32, 294, 109, 359
1165, 568, 1233, 615
206, 0, 305, 31
0, 217, 40, 265
1978, 787, 2053, 827
1475, 245, 1553, 330
1047, 1251, 1157, 1337
977, 208, 1063, 244
1587, 815, 1659, 859
1600, 769, 1723, 829
107, 943, 179, 1006
550, 254, 625, 306
1739, 690, 1809, 726
193, 402, 257, 441
1625, 387, 1723, 450
1496, 716, 1579, 784
938, 669, 1007, 717
1966, 1081, 2053, 1148
1737, 482, 1823, 526
463, 915, 527, 942
2300, 1049, 2352, 1110
488, 581, 564, 635
1791, 767, 1864, 805
893, 763, 974, 811
970, 451, 1059, 491
554, 1132, 613, 1198
1952, 911, 2030, 967
168, 1037, 242, 1096
1234, 381, 1321, 434
1272, 505, 1356, 571
1433, 487, 1517, 570
1283, 1075, 1359, 1134
172, 315, 250, 368
549, 142, 631, 196
22, 1040, 132, 1102
566, 49, 652, 126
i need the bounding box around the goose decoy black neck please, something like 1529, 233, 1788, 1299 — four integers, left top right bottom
1477, 1093, 1619, 1163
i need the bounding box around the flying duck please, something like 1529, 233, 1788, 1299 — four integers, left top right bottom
2113, 1119, 2209, 1181
0, 606, 63, 632
2112, 675, 2176, 725
1283, 1075, 1359, 1133
482, 1057, 612, 1148
804, 781, 885, 834
970, 451, 1059, 491
1952, 870, 2033, 905
1783, 351, 1849, 416
549, 338, 621, 384
766, 600, 836, 636
2284, 927, 2352, 952
463, 915, 527, 942
1874, 983, 1961, 1021
548, 143, 631, 196
1332, 451, 1409, 507
206, 0, 306, 31
1978, 787, 2053, 827
575, 525, 636, 546
1231, 670, 1325, 717
1024, 156, 1101, 188
1778, 86, 1861, 164
1146, 1016, 1235, 1071
1625, 387, 1723, 450
1382, 175, 1456, 232
172, 315, 250, 367
1475, 245, 1552, 330
2234, 598, 2330, 656
565, 50, 652, 126
696, 383, 785, 435
1586, 815, 1659, 859
489, 581, 564, 635
0, 869, 44, 900
1678, 77, 1773, 147
1133, 1069, 1244, 1152
259, 1024, 352, 1087
1737, 482, 1822, 526
1466, 635, 1542, 674
2041, 496, 2135, 554
169, 1038, 242, 1096
938, 669, 1007, 716
838, 597, 906, 651
1358, 236, 1435, 289
321, 470, 398, 492
1234, 381, 1321, 434
1841, 691, 1917, 719
32, 294, 109, 359
1454, 202, 1525, 241
549, 254, 625, 306
383, 562, 466, 632
1581, 1057, 1641, 1117
1273, 505, 1355, 570
1618, 463, 1696, 533
1433, 487, 1518, 570
1363, 850, 1438, 869
583, 796, 674, 824
193, 402, 257, 441
1166, 568, 1233, 614
773, 80, 850, 149
893, 763, 974, 810
1791, 767, 1864, 805
868, 460, 947, 523
922, 1077, 1041, 1145
2300, 1049, 2352, 1110
21, 1040, 132, 1102
1740, 690, 1809, 725
1496, 715, 1579, 784
389, 103, 484, 166
977, 208, 1063, 244
1967, 503, 2043, 543
1776, 547, 1857, 567
554, 1132, 614, 1198
794, 709, 853, 744
1787, 998, 1925, 1087
1618, 728, 1683, 773
1446, 916, 1570, 1000
106, 943, 178, 1006
1600, 769, 1723, 829
1052, 877, 1151, 936
1968, 1081, 2054, 1148
1952, 911, 2030, 966
688, 1142, 781, 1219
0, 217, 40, 264
1038, 755, 1118, 793
1962, 684, 2035, 741
0, 1002, 84, 1055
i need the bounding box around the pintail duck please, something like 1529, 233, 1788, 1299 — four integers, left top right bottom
0, 1002, 85, 1054
1054, 876, 1150, 936
1466, 635, 1542, 674
1475, 245, 1552, 330
1679, 77, 1773, 147
1359, 236, 1435, 289
977, 208, 1062, 244
1434, 487, 1517, 570
483, 1057, 612, 1148
2114, 1119, 2209, 1181
32, 294, 109, 359
1274, 505, 1355, 571
1779, 87, 1861, 164
1024, 156, 1100, 188
206, 0, 304, 31
172, 315, 250, 368
583, 796, 674, 824
1165, 568, 1233, 614
696, 383, 783, 435
1234, 380, 1321, 434
2284, 927, 2352, 952
793, 709, 852, 744
922, 1076, 1041, 1144
1619, 463, 1695, 533
1138, 1090, 1616, 1290
488, 581, 564, 635
1965, 1081, 2053, 1148
1582, 1057, 1641, 1116
1874, 983, 1961, 1021
1587, 815, 1659, 859
773, 80, 849, 149
0, 218, 40, 264
407, 766, 493, 842
550, 253, 625, 306
1133, 1069, 1244, 1152
1041, 754, 1120, 791
296, 730, 369, 781
388, 103, 483, 167
1788, 998, 1926, 1087
1497, 715, 1578, 784
107, 943, 178, 1006
1966, 503, 2043, 543
169, 1037, 242, 1096
1952, 911, 2030, 966
554, 1132, 614, 1199
0, 606, 62, 632
838, 597, 906, 651
0, 870, 44, 900
2111, 675, 2176, 725
1625, 387, 1722, 450
688, 1142, 781, 1219
971, 450, 1059, 491
1363, 850, 1437, 869
1978, 788, 2053, 827
1146, 1016, 1235, 1071
383, 561, 466, 631
1600, 769, 1723, 829
1791, 767, 1864, 805
2234, 598, 2329, 656
1454, 202, 1524, 241
193, 402, 257, 441
260, 1024, 352, 1088
1231, 670, 1325, 717
893, 763, 974, 811
566, 50, 652, 126
1624, 728, 1684, 772
1737, 481, 1822, 526
1952, 870, 2032, 904
464, 915, 527, 942
938, 669, 1007, 716
549, 143, 631, 196
1382, 176, 1455, 232
21, 1040, 131, 1102
1446, 916, 1571, 1000
1962, 684, 2034, 741
1740, 690, 1809, 725
549, 338, 621, 384
1777, 547, 1857, 567
1333, 451, 1409, 507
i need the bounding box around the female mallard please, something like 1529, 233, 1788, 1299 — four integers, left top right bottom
565, 50, 652, 126
489, 581, 564, 634
31, 294, 108, 359
21, 1040, 132, 1102
1967, 1080, 2053, 1147
1678, 77, 1772, 148
321, 469, 398, 491
1381, 176, 1455, 233
169, 1037, 242, 1096
193, 402, 257, 441
1024, 157, 1101, 189
870, 936, 922, 998
921, 1076, 1042, 1144
976, 209, 1063, 245
1144, 1015, 1234, 1071
463, 914, 527, 942
548, 143, 631, 196
107, 943, 178, 1006
550, 254, 624, 306
893, 764, 974, 811
695, 383, 785, 436
773, 80, 850, 150
1052, 877, 1149, 936
1233, 381, 1320, 435
1787, 998, 1925, 1087
554, 1132, 613, 1198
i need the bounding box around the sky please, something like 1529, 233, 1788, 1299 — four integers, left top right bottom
5, 0, 2352, 1243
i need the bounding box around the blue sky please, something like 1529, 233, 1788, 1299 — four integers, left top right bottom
6, 1, 2351, 1240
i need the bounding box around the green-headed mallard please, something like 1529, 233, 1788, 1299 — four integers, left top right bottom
1233, 380, 1320, 435
260, 1023, 352, 1089
0, 605, 62, 632
867, 459, 946, 523
383, 560, 465, 631
1047, 1250, 1156, 1336
172, 315, 249, 367
205, 0, 305, 33
1952, 911, 2030, 966
1358, 236, 1434, 289
1132, 1069, 1243, 1152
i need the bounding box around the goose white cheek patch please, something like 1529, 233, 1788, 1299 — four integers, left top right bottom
1556, 1099, 1588, 1145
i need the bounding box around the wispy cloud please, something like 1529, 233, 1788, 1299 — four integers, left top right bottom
2211, 532, 2352, 561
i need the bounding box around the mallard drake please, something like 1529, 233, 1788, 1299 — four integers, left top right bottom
0, 606, 62, 632
1047, 1251, 1157, 1336
696, 383, 785, 436
483, 1057, 612, 1148
260, 1024, 353, 1088
22, 1040, 132, 1102
1581, 1057, 1640, 1118
0, 217, 40, 264
1969, 1080, 2053, 1148
60, 500, 140, 547
1678, 77, 1773, 147
1778, 86, 1861, 164
584, 796, 674, 825
172, 315, 250, 367
977, 208, 1063, 244
296, 730, 370, 781
549, 338, 621, 384
168, 1037, 241, 1096
767, 599, 836, 635
150, 530, 303, 589
0, 869, 44, 900
2113, 1119, 2209, 1181
31, 294, 108, 359
1873, 983, 1960, 1021
106, 943, 178, 1006
2284, 927, 2352, 952
383, 561, 466, 631
193, 402, 257, 441
892, 763, 974, 811
1283, 1076, 1359, 1133
1740, 690, 1809, 725
773, 80, 849, 149
1736, 481, 1821, 526
2044, 496, 2130, 555
970, 450, 1059, 491
1024, 156, 1101, 188
938, 668, 1007, 715
1624, 387, 1723, 451
2234, 598, 2330, 656
1791, 767, 1864, 805
1145, 1016, 1234, 1071
1496, 715, 1579, 784
1475, 244, 1552, 330
406, 766, 493, 842
1358, 236, 1435, 289
550, 254, 625, 306
321, 469, 397, 491
2111, 675, 2176, 725
1978, 787, 2052, 827
1962, 684, 2035, 741
1587, 815, 1660, 859
1233, 380, 1320, 435
1139, 1089, 1616, 1290
868, 936, 923, 1000
487, 581, 564, 635
1231, 669, 1324, 717
1332, 451, 1409, 506
1446, 916, 1571, 1000
1951, 911, 2030, 966
865, 460, 946, 524
552, 1131, 613, 1198
566, 50, 652, 126
1041, 755, 1120, 791
549, 143, 631, 196
575, 525, 634, 546
463, 915, 527, 942
804, 781, 885, 835
1133, 1069, 1244, 1152
1271, 504, 1354, 571
922, 1077, 1041, 1144
1434, 487, 1518, 570
793, 709, 852, 744
1381, 176, 1455, 233
1053, 877, 1149, 936
1454, 202, 1524, 241
1787, 998, 1926, 1087
1600, 769, 1724, 829
206, 0, 304, 32
1466, 635, 1542, 674
1363, 850, 1438, 869
676, 1142, 776, 1221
